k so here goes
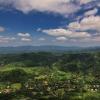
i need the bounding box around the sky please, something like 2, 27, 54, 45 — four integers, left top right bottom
0, 0, 100, 47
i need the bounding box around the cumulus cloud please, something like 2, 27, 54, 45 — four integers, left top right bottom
0, 0, 80, 16
17, 33, 32, 42
66, 15, 100, 42
21, 37, 31, 42
42, 14, 100, 43
79, 0, 93, 4
0, 36, 16, 43
18, 32, 31, 37
56, 37, 67, 41
0, 0, 99, 17
0, 26, 5, 32
77, 35, 100, 42
68, 16, 100, 32
84, 8, 98, 16
42, 28, 91, 38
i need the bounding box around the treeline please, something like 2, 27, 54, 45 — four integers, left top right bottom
0, 52, 100, 75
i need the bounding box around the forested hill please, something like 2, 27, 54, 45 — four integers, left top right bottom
0, 52, 100, 75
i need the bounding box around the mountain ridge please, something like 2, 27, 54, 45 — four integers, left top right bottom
0, 45, 100, 54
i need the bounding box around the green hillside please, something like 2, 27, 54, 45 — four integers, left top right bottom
0, 52, 100, 100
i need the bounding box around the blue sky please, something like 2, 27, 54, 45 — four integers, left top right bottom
0, 0, 100, 47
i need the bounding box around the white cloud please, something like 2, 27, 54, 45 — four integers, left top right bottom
0, 0, 80, 16
84, 8, 98, 16
0, 26, 5, 32
18, 32, 32, 42
21, 38, 31, 42
40, 12, 100, 43
77, 35, 100, 42
56, 37, 67, 41
68, 16, 100, 32
79, 0, 93, 4
0, 36, 16, 43
18, 32, 31, 37
66, 15, 100, 42
42, 28, 91, 38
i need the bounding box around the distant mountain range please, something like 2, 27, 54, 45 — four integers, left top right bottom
0, 46, 100, 54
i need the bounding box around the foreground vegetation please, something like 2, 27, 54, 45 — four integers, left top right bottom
0, 52, 100, 100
